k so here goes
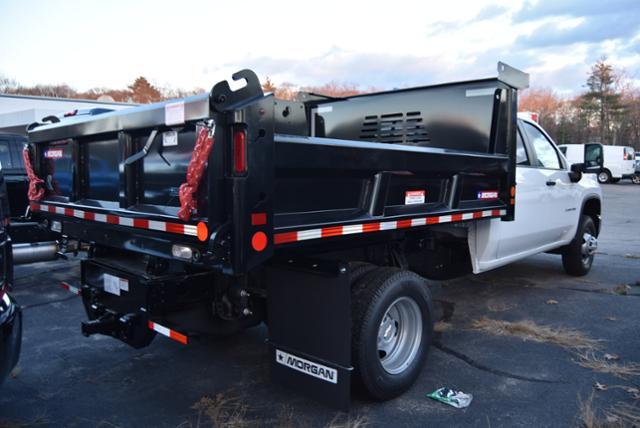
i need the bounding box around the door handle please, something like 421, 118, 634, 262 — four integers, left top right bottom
546, 180, 556, 186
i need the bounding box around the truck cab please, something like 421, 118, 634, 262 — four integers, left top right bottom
472, 116, 602, 275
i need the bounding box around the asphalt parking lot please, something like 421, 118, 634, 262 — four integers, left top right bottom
1, 182, 639, 427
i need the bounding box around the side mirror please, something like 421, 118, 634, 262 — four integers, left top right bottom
569, 163, 584, 183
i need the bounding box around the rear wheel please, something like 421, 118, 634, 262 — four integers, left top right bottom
631, 174, 640, 184
597, 170, 611, 184
562, 215, 597, 276
351, 267, 433, 400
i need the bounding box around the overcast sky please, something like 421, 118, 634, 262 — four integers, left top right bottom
1, 0, 638, 94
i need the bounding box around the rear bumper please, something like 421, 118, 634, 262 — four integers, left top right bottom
0, 292, 22, 385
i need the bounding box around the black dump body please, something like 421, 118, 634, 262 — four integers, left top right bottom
26, 63, 527, 276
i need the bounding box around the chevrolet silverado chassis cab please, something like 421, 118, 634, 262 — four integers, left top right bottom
22, 63, 601, 408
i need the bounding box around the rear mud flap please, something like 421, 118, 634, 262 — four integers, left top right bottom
266, 259, 352, 410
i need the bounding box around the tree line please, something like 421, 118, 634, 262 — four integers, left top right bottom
2, 59, 638, 149
519, 59, 640, 150
0, 76, 204, 104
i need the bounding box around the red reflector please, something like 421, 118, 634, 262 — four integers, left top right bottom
251, 231, 268, 252
197, 222, 208, 242
233, 129, 247, 174
251, 212, 267, 226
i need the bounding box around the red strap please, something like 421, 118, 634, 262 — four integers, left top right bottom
22, 147, 45, 201
178, 125, 215, 222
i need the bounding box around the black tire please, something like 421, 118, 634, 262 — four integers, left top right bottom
352, 267, 433, 400
632, 175, 640, 185
348, 261, 377, 285
597, 169, 611, 184
562, 215, 597, 276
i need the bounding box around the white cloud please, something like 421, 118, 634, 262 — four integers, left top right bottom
0, 0, 637, 94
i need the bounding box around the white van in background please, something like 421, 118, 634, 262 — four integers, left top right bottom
559, 144, 636, 183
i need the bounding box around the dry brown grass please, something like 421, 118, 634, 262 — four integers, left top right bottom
471, 317, 602, 352
325, 414, 369, 428
433, 321, 452, 333
611, 284, 631, 295
189, 393, 253, 428
606, 402, 640, 426
577, 352, 640, 380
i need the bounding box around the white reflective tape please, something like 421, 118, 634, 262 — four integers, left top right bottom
500, 209, 507, 215
73, 209, 84, 218
342, 224, 363, 235
297, 229, 322, 241
411, 218, 426, 227
119, 216, 134, 227
94, 213, 107, 223
40, 204, 49, 211
150, 322, 171, 337
148, 220, 166, 231
182, 225, 198, 236
462, 212, 474, 220
379, 221, 397, 231
439, 215, 452, 223
56, 206, 65, 214
482, 210, 493, 217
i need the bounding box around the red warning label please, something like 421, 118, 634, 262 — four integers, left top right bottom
405, 190, 425, 205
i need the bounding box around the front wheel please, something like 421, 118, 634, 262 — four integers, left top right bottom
597, 170, 611, 184
562, 215, 597, 276
352, 268, 433, 400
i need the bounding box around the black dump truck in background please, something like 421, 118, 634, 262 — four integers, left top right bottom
23, 62, 528, 408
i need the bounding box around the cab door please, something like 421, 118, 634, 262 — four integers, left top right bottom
518, 120, 579, 245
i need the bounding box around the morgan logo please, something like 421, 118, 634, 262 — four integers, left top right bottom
477, 190, 499, 200
276, 349, 338, 384
45, 149, 64, 159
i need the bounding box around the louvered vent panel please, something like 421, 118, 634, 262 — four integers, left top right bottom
360, 111, 430, 144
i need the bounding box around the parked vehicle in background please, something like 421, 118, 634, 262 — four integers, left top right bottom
0, 133, 28, 219
559, 143, 635, 184
0, 165, 22, 386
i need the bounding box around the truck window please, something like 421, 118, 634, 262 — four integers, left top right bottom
516, 129, 529, 165
522, 122, 561, 169
624, 147, 635, 160
585, 144, 602, 167
0, 140, 13, 169
559, 146, 567, 156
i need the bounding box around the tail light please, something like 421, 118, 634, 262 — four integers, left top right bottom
233, 128, 247, 175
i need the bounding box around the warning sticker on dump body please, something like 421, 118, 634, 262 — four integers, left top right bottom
275, 349, 338, 384
103, 273, 129, 296
405, 190, 425, 205
45, 149, 64, 159
477, 190, 499, 200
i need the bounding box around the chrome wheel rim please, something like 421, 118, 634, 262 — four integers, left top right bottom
581, 232, 597, 266
598, 172, 608, 183
377, 297, 423, 375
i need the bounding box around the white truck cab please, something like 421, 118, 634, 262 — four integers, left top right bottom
470, 116, 602, 275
